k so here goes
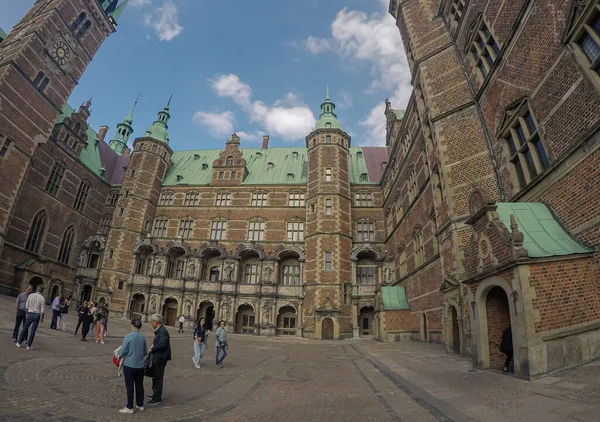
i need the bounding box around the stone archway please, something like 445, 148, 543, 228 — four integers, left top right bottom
486, 286, 511, 371
80, 284, 92, 303
197, 301, 215, 330
359, 306, 375, 337
29, 276, 43, 291
236, 304, 255, 334
322, 318, 334, 340
130, 293, 145, 319
50, 284, 60, 302
276, 305, 297, 336
162, 298, 179, 327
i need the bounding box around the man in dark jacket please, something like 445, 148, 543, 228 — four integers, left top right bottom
148, 313, 171, 405
500, 326, 513, 374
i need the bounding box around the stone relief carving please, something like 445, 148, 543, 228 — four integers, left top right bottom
263, 265, 273, 283
262, 301, 272, 323
188, 263, 196, 277
185, 301, 192, 316
224, 264, 235, 280
221, 300, 231, 320
383, 267, 392, 284
149, 296, 157, 313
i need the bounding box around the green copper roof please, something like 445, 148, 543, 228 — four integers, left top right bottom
0, 27, 7, 41
381, 286, 410, 310
110, 96, 138, 154
110, 0, 128, 23
163, 147, 378, 186
315, 87, 343, 130
144, 97, 171, 144
495, 202, 592, 257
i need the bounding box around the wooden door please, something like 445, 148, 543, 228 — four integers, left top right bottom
165, 307, 177, 326
322, 318, 334, 340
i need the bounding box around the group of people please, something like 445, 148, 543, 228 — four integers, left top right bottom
11, 283, 230, 415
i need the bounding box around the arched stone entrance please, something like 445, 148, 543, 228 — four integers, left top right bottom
451, 306, 460, 354
276, 305, 297, 336
322, 318, 334, 340
29, 276, 43, 291
80, 284, 92, 303
162, 298, 179, 327
197, 301, 215, 329
50, 284, 60, 302
486, 286, 511, 371
359, 306, 374, 337
236, 304, 255, 334
130, 294, 145, 319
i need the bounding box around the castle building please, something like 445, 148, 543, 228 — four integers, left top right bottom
1, 0, 599, 378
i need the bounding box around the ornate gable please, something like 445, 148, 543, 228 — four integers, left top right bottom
211, 133, 248, 185
496, 96, 527, 137
52, 101, 91, 157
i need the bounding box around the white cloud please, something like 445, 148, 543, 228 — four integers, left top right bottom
305, 36, 331, 54
208, 74, 316, 142
192, 111, 235, 137
143, 0, 183, 41
130, 0, 152, 8
337, 91, 353, 108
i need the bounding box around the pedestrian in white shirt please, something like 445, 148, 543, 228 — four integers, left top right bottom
16, 285, 45, 349
178, 315, 185, 333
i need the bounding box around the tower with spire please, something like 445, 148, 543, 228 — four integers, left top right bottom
303, 88, 353, 340
109, 94, 140, 154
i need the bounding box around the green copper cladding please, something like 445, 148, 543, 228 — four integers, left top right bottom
315, 86, 342, 130
143, 96, 172, 144
110, 0, 128, 23
0, 26, 7, 42
380, 286, 410, 310
109, 95, 139, 154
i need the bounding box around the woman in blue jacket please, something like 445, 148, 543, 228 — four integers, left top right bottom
118, 319, 147, 414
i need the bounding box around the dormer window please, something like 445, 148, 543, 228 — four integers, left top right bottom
193, 154, 200, 160
326, 135, 332, 143
356, 151, 363, 158
225, 156, 234, 166
256, 152, 262, 158
73, 123, 81, 135
201, 163, 208, 170
292, 151, 298, 159
326, 122, 332, 128
287, 173, 294, 181
176, 175, 183, 183
360, 173, 368, 182
267, 162, 274, 169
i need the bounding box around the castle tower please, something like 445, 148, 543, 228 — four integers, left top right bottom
109, 95, 139, 154
304, 88, 353, 339
97, 98, 174, 316
0, 0, 125, 273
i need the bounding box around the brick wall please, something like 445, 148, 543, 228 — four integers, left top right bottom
485, 286, 511, 370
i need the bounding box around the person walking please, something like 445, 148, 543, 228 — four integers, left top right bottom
178, 315, 185, 333
192, 317, 208, 369
148, 314, 171, 406
80, 302, 92, 342
215, 320, 228, 368
16, 285, 45, 350
95, 305, 108, 344
117, 319, 147, 414
50, 293, 62, 330
88, 302, 97, 339
13, 285, 32, 342
501, 326, 513, 374
74, 301, 87, 336
60, 295, 71, 332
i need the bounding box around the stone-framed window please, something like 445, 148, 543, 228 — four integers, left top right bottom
153, 218, 168, 238
432, 168, 445, 204
282, 264, 301, 285
57, 225, 75, 265
343, 284, 350, 305
218, 171, 224, 179
408, 168, 417, 202
45, 162, 65, 195
99, 215, 112, 235
247, 220, 265, 241
158, 191, 173, 206
184, 191, 198, 206
70, 12, 86, 31
414, 230, 425, 267
225, 156, 234, 166
244, 264, 260, 284
288, 192, 305, 207
325, 199, 332, 215
325, 168, 332, 182
0, 135, 12, 158
215, 192, 231, 206
210, 220, 227, 240
399, 250, 408, 278
178, 219, 194, 239
286, 221, 305, 242
357, 221, 375, 242
25, 210, 47, 254
106, 190, 119, 206
209, 266, 220, 281
251, 192, 268, 206
570, 2, 600, 85
354, 192, 373, 207
448, 0, 468, 32
33, 71, 50, 91
469, 18, 500, 80
74, 19, 92, 40
325, 251, 332, 272
501, 104, 550, 189
73, 181, 90, 212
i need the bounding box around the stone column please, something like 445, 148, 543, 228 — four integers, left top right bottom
352, 261, 359, 338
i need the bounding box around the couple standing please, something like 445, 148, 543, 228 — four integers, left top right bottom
193, 319, 228, 369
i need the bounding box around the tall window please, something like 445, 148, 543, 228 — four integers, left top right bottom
70, 12, 86, 31
33, 71, 50, 91
225, 156, 234, 166
158, 192, 173, 206
408, 170, 417, 202
231, 171, 237, 179
326, 199, 332, 215
415, 231, 425, 267
75, 20, 91, 40
288, 192, 305, 207
184, 192, 198, 206
57, 225, 75, 264
354, 192, 373, 207
25, 210, 47, 253
244, 264, 260, 284
357, 221, 375, 242
178, 219, 194, 238
99, 215, 111, 235
0, 136, 12, 158
247, 221, 265, 241
399, 250, 408, 277
286, 221, 304, 242
325, 252, 332, 271
106, 190, 119, 206
45, 162, 65, 195
153, 218, 168, 237
449, 0, 467, 27
576, 8, 600, 74
210, 221, 227, 240
504, 109, 549, 189
356, 266, 374, 284
343, 284, 350, 305
251, 192, 268, 206
470, 20, 500, 79
73, 181, 90, 211
218, 171, 224, 179
209, 266, 220, 281
282, 264, 300, 285
325, 168, 332, 182
215, 192, 231, 206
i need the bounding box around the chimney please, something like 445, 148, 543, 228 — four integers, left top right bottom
123, 147, 131, 156
98, 125, 109, 142
262, 135, 269, 149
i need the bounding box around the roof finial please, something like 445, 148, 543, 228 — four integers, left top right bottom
124, 93, 142, 124
166, 93, 173, 109
325, 84, 330, 101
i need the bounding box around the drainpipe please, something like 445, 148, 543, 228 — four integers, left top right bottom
440, 15, 505, 201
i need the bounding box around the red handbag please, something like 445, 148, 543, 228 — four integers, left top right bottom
113, 355, 119, 367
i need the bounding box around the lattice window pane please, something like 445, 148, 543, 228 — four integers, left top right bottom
58, 226, 75, 264
45, 163, 65, 195
26, 210, 47, 253
73, 182, 90, 211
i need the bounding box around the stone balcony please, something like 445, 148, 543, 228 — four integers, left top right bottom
76, 267, 100, 279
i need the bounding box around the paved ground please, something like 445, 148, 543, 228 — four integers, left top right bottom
1, 295, 600, 421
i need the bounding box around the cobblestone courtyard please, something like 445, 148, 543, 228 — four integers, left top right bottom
1, 295, 600, 422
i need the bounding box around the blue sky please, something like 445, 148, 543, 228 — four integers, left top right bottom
0, 0, 411, 149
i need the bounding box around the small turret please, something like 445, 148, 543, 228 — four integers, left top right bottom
144, 95, 172, 144
109, 95, 139, 154
315, 85, 342, 130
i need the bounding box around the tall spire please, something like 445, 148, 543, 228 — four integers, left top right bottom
315, 86, 342, 130
109, 95, 139, 154
110, 0, 129, 24
144, 96, 172, 144
124, 93, 142, 124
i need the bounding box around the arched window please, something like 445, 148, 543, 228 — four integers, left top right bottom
209, 266, 220, 281
225, 156, 234, 166
73, 122, 81, 135
57, 225, 75, 264
70, 12, 86, 31
39, 76, 50, 91
75, 20, 92, 40
33, 71, 44, 86
25, 210, 47, 253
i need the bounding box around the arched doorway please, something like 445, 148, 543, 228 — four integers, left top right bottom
236, 304, 255, 334
98, 297, 106, 305
130, 294, 145, 319
422, 313, 428, 342
162, 298, 179, 326
50, 284, 60, 301
29, 276, 43, 291
322, 318, 334, 340
359, 306, 374, 337
197, 301, 215, 329
276, 306, 297, 336
486, 286, 511, 371
451, 306, 460, 354
80, 284, 92, 303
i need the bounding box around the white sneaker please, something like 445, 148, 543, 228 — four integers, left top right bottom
15, 343, 21, 348
101, 341, 105, 344
27, 346, 33, 350
195, 364, 201, 369
119, 408, 134, 414
135, 406, 144, 412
